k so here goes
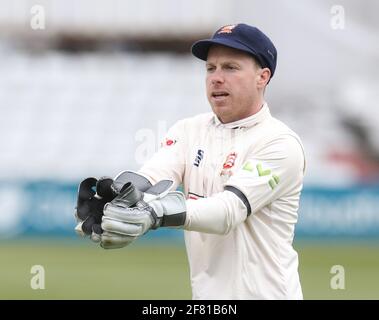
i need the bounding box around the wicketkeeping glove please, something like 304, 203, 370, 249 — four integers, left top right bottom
74, 171, 152, 243
101, 180, 186, 249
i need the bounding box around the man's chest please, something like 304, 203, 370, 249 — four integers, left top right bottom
183, 127, 260, 197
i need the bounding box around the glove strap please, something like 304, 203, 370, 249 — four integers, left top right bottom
111, 182, 144, 208
112, 171, 153, 194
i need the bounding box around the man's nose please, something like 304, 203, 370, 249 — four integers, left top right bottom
209, 69, 224, 85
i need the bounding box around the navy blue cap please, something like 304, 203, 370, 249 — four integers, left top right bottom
191, 23, 277, 78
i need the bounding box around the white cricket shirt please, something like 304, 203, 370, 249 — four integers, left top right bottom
139, 103, 306, 300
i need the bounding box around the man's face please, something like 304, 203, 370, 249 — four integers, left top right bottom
206, 45, 265, 123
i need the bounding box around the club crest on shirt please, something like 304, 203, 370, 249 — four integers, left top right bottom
220, 152, 237, 177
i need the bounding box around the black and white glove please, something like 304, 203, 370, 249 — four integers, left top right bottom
101, 180, 186, 249
74, 171, 152, 243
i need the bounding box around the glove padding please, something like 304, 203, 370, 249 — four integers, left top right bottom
74, 171, 152, 243
75, 176, 115, 242
101, 180, 186, 249
100, 181, 145, 249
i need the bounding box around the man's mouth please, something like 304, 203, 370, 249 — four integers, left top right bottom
211, 91, 229, 100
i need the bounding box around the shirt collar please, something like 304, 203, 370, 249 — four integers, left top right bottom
212, 102, 271, 129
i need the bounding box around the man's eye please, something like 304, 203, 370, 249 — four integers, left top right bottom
226, 65, 237, 70
206, 66, 215, 72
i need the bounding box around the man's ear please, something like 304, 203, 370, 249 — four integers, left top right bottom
257, 68, 271, 88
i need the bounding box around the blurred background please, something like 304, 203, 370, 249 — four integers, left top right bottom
0, 0, 378, 299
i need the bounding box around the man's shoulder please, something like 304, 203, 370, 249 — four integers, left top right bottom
254, 114, 306, 172
251, 113, 305, 161
264, 114, 303, 144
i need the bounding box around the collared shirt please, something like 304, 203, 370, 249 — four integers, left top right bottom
139, 103, 306, 299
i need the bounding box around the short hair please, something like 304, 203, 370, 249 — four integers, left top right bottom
250, 55, 263, 69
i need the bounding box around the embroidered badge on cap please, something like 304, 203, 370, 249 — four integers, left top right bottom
218, 24, 236, 34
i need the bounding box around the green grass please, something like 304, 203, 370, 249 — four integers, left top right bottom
0, 239, 378, 299
0, 239, 191, 299
296, 241, 379, 299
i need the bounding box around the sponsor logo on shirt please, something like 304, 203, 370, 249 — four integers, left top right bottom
193, 149, 204, 167
243, 161, 280, 189
161, 138, 177, 147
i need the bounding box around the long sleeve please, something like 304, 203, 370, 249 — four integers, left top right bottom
184, 190, 248, 235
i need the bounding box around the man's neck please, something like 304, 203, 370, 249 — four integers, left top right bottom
249, 99, 265, 116
217, 101, 266, 124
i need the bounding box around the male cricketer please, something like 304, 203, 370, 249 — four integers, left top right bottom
75, 23, 306, 300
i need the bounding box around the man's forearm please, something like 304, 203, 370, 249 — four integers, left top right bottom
184, 191, 248, 235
